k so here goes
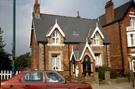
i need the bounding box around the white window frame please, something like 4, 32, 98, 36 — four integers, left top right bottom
52, 30, 60, 44
132, 60, 135, 72
95, 54, 102, 67
130, 17, 135, 27
127, 32, 135, 47
93, 32, 99, 45
51, 54, 61, 71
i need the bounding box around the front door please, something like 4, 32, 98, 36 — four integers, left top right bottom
82, 55, 91, 76
45, 72, 69, 89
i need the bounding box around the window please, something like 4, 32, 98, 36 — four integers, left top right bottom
131, 34, 134, 46
95, 54, 102, 67
46, 72, 64, 82
51, 54, 61, 71
130, 17, 135, 26
133, 60, 135, 72
23, 72, 44, 82
52, 30, 60, 44
93, 32, 99, 45
127, 33, 135, 47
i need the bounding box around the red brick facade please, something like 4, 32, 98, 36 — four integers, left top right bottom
102, 1, 135, 73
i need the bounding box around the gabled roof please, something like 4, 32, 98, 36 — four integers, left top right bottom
98, 0, 135, 26
46, 19, 65, 37
70, 41, 96, 61
32, 13, 110, 44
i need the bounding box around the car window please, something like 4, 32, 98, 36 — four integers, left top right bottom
46, 72, 64, 83
23, 72, 44, 82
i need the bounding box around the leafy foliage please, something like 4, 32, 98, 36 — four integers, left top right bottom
96, 66, 118, 79
15, 52, 31, 70
0, 28, 11, 70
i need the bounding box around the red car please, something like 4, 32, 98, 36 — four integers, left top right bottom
1, 71, 92, 89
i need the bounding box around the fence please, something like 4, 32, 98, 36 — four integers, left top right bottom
0, 70, 22, 81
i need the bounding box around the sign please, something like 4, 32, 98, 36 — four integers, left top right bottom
126, 27, 135, 31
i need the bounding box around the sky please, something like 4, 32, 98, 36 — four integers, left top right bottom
0, 0, 133, 57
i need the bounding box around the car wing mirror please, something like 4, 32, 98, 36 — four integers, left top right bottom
64, 80, 67, 84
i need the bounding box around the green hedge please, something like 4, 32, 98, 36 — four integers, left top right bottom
96, 66, 118, 79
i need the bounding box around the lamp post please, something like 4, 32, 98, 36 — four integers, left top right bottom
12, 0, 16, 77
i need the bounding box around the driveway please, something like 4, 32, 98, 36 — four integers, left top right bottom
92, 83, 134, 89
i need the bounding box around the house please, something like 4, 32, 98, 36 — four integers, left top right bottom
30, 0, 110, 77
98, 0, 135, 74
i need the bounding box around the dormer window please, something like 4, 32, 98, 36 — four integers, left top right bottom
93, 32, 99, 45
52, 30, 60, 44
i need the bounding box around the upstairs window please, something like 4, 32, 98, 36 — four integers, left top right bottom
131, 34, 134, 46
93, 32, 99, 45
130, 17, 135, 27
52, 30, 60, 44
127, 32, 135, 47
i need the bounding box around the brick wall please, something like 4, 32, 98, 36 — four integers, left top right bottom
103, 22, 123, 69
31, 29, 39, 70
120, 7, 135, 73
102, 6, 135, 73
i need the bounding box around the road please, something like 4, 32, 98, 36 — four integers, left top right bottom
92, 83, 135, 89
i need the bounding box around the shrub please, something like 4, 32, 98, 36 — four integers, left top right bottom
96, 66, 118, 80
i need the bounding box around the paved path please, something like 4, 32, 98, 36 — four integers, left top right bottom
92, 83, 135, 89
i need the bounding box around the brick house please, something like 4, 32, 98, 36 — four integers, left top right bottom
30, 0, 110, 77
98, 0, 135, 74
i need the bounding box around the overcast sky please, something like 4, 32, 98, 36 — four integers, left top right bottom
0, 0, 133, 57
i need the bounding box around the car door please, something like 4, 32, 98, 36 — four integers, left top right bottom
45, 72, 69, 89
22, 72, 47, 89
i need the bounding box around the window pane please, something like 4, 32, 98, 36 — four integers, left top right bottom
52, 38, 55, 43
23, 72, 44, 82
46, 72, 64, 82
130, 17, 135, 26
133, 61, 135, 71
56, 31, 59, 37
56, 38, 59, 43
95, 54, 101, 66
131, 34, 134, 46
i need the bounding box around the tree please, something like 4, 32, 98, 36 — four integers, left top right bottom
15, 52, 31, 70
0, 27, 11, 70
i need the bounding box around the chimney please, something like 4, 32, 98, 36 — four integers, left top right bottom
105, 0, 114, 24
33, 0, 40, 18
76, 11, 81, 18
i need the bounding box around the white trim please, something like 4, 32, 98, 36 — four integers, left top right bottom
79, 42, 96, 61
46, 18, 65, 37
128, 54, 135, 56
129, 15, 135, 18
91, 63, 93, 72
127, 32, 135, 34
91, 45, 104, 47
130, 12, 134, 14
90, 27, 104, 39
69, 48, 78, 61
47, 44, 65, 46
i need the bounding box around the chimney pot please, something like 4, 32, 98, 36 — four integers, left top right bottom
77, 11, 79, 17
35, 0, 38, 4
76, 11, 81, 18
